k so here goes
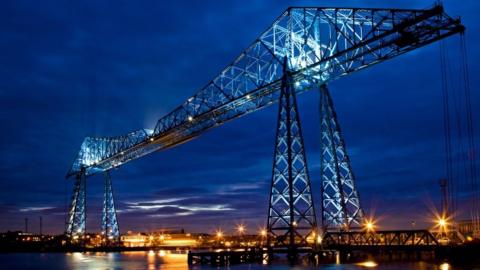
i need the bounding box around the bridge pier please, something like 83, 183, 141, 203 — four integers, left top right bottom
66, 168, 120, 245
102, 170, 120, 245
266, 59, 317, 255
319, 85, 364, 230
66, 168, 86, 242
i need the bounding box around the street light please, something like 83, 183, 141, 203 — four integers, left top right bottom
364, 219, 375, 232
438, 218, 446, 227
237, 224, 245, 234
260, 229, 267, 237
437, 217, 448, 234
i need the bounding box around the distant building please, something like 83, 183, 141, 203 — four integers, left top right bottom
120, 230, 204, 248
121, 233, 149, 247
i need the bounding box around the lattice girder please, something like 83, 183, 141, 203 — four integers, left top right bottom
67, 5, 463, 178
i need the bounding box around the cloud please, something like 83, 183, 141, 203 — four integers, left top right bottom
19, 206, 55, 212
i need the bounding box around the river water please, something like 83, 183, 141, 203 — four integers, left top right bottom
0, 251, 468, 270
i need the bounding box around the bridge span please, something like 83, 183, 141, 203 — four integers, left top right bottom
64, 4, 465, 253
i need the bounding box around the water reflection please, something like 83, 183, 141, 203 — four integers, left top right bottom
439, 262, 451, 270
356, 260, 378, 268
66, 251, 188, 270
2, 252, 458, 270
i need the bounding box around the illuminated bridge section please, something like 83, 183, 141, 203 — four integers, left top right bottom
67, 5, 463, 178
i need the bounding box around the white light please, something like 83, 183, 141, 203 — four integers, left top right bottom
246, 94, 251, 100
295, 81, 300, 87
188, 116, 193, 122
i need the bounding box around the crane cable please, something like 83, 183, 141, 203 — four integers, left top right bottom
439, 39, 454, 218
441, 33, 480, 236
459, 33, 480, 236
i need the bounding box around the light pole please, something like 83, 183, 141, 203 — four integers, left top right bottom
260, 229, 267, 247
237, 225, 245, 246
216, 229, 223, 246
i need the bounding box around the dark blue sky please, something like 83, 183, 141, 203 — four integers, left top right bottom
0, 0, 479, 234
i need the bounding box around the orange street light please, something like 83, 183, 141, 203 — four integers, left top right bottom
237, 224, 245, 234
364, 218, 376, 232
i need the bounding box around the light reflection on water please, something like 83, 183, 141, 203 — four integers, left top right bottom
0, 251, 458, 270
66, 250, 189, 270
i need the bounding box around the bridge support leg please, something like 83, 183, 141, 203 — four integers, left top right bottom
66, 168, 86, 242
267, 59, 317, 255
102, 170, 120, 245
319, 85, 364, 230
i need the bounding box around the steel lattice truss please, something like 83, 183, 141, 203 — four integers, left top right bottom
102, 171, 120, 242
67, 5, 463, 178
320, 85, 364, 230
267, 64, 317, 247
323, 230, 439, 246
66, 170, 86, 237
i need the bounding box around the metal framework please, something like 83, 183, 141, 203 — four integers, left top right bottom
323, 230, 439, 246
66, 5, 464, 178
320, 85, 363, 230
102, 171, 120, 243
267, 60, 317, 248
65, 5, 464, 242
66, 169, 86, 238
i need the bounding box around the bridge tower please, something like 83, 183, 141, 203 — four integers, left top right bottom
66, 168, 86, 239
102, 171, 120, 244
319, 85, 364, 230
267, 60, 317, 252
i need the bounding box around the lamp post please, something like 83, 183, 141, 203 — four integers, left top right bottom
216, 229, 223, 246
237, 225, 245, 246
260, 229, 267, 247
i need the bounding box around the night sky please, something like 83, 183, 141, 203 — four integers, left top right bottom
1, 0, 479, 235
